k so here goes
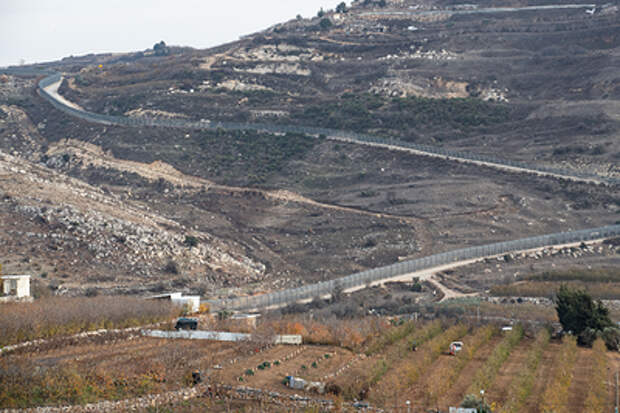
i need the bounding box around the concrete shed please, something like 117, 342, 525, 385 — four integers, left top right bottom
146, 292, 200, 313
1, 275, 31, 302
171, 295, 200, 313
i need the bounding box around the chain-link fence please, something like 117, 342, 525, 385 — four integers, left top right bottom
15, 71, 613, 186
210, 225, 620, 311
3, 69, 618, 311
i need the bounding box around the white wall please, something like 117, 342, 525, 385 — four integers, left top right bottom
1, 275, 30, 298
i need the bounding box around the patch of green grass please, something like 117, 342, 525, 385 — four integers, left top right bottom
292, 93, 510, 137
197, 130, 318, 186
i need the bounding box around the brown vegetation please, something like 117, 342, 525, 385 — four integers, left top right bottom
491, 281, 620, 300
0, 296, 177, 347
539, 335, 578, 413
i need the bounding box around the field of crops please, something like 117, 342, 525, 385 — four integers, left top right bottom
3, 318, 618, 412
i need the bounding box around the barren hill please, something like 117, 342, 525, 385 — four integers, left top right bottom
0, 0, 618, 298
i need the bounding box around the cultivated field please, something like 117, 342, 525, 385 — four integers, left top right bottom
1, 318, 618, 412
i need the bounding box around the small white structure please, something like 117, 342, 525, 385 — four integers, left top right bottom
449, 341, 463, 355
173, 295, 200, 313
146, 292, 200, 313
1, 275, 31, 302
275, 334, 303, 345
230, 313, 261, 329
143, 330, 302, 345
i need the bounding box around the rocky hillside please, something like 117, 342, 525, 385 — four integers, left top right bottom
0, 0, 618, 298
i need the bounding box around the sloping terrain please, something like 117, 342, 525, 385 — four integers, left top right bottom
54, 0, 620, 178
0, 0, 618, 299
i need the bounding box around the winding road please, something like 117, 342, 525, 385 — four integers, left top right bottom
2, 68, 619, 311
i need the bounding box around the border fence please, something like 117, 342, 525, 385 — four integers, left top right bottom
2, 69, 618, 311
0, 68, 613, 186
209, 225, 620, 311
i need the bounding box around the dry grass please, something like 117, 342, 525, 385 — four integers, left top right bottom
0, 296, 177, 347
258, 315, 387, 350
490, 281, 620, 300
0, 339, 218, 408
523, 268, 620, 283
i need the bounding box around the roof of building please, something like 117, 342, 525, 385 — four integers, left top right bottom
145, 292, 183, 299
1, 274, 31, 279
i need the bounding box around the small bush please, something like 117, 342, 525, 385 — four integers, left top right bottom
84, 288, 99, 297
183, 235, 199, 248
164, 260, 179, 274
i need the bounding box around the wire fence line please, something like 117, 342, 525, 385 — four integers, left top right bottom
2, 69, 618, 311
2, 68, 615, 186
210, 225, 620, 311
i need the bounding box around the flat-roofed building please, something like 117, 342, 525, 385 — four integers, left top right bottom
1, 275, 31, 302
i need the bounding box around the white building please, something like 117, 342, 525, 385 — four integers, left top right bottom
146, 292, 200, 313
1, 275, 31, 302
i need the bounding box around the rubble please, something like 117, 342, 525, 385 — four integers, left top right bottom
379, 48, 459, 62
124, 108, 189, 119
233, 63, 311, 76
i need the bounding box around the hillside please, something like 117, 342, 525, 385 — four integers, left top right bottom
0, 0, 618, 301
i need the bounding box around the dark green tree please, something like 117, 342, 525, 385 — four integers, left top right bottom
319, 18, 333, 30
555, 285, 614, 346
336, 2, 348, 13
184, 235, 199, 248
317, 8, 325, 17
153, 40, 169, 56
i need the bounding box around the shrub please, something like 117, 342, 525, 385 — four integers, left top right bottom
319, 18, 332, 30
461, 394, 491, 412
164, 259, 179, 274
601, 327, 620, 351
555, 285, 613, 346
84, 288, 99, 297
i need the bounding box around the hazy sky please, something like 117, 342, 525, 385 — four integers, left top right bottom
0, 0, 344, 67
